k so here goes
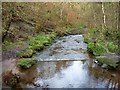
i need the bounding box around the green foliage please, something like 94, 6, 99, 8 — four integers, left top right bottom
29, 36, 52, 51
87, 42, 95, 53
85, 26, 118, 55
107, 42, 118, 53
17, 58, 37, 69
87, 42, 107, 56
93, 44, 107, 56
17, 48, 34, 58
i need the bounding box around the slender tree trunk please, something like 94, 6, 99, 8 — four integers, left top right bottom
101, 2, 106, 30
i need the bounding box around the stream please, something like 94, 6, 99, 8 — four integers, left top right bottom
18, 35, 120, 88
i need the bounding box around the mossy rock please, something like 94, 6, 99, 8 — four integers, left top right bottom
17, 58, 37, 69
96, 56, 120, 69
17, 48, 34, 58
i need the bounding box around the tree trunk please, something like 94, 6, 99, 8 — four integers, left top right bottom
101, 2, 106, 31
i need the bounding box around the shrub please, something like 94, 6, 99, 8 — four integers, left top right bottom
17, 48, 34, 58
17, 58, 37, 69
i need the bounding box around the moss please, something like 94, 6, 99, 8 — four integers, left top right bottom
17, 58, 37, 69
17, 48, 34, 58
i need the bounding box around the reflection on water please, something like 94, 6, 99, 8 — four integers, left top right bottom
23, 60, 120, 88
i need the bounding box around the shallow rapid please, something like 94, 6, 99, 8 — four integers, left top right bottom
34, 35, 88, 61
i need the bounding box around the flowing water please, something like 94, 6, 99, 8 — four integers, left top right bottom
18, 35, 120, 88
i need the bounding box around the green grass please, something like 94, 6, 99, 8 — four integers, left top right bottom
86, 39, 107, 56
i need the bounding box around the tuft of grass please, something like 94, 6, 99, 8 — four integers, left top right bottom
16, 58, 37, 69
